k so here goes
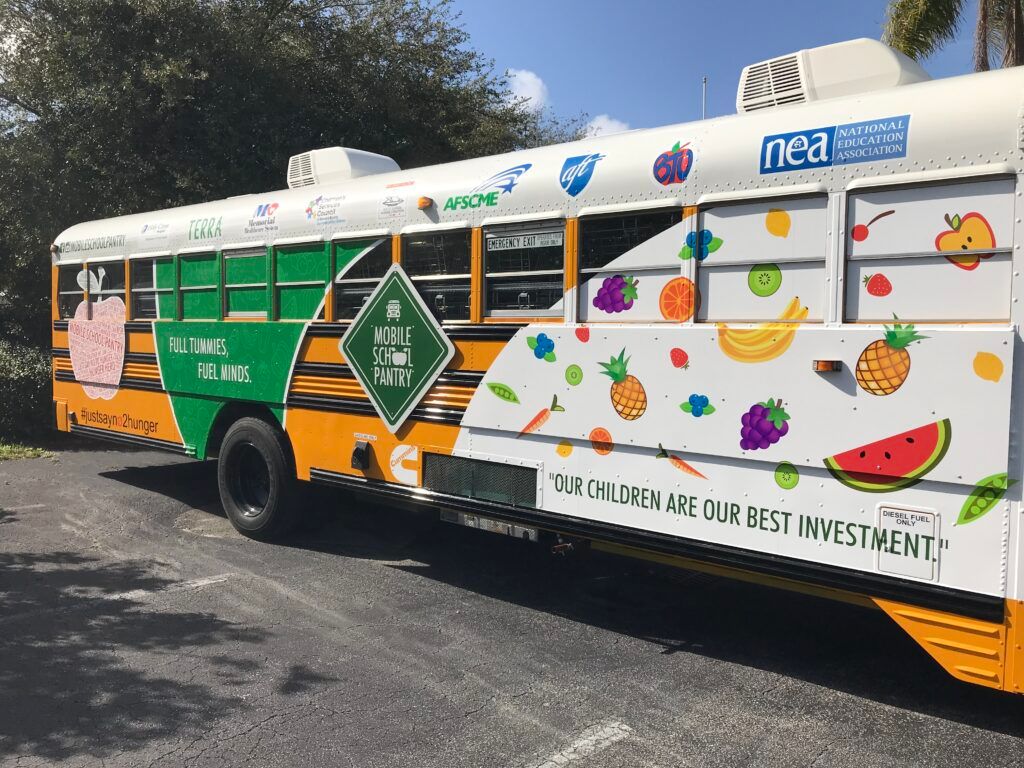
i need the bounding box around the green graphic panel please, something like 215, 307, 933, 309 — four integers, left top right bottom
226, 286, 267, 315
278, 284, 325, 320
180, 253, 217, 287
341, 265, 454, 432
278, 244, 327, 283
155, 258, 175, 290
334, 240, 383, 278
181, 289, 219, 319
225, 253, 266, 284
157, 293, 176, 319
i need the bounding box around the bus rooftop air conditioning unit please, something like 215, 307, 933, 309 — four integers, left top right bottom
736, 38, 930, 114
286, 147, 401, 189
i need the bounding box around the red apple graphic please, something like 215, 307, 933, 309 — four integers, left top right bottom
935, 212, 995, 270
653, 142, 693, 186
68, 295, 126, 400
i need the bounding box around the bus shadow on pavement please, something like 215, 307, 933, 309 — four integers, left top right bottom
0, 546, 269, 763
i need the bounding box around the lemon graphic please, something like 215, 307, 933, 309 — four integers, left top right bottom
556, 440, 573, 458
973, 352, 1003, 383
765, 208, 791, 238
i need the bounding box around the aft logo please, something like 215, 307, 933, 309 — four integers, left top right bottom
760, 114, 910, 174
560, 153, 604, 197
444, 163, 532, 211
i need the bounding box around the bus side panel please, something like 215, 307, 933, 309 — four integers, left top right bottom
53, 379, 184, 446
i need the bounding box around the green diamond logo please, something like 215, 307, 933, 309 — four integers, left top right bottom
340, 265, 455, 433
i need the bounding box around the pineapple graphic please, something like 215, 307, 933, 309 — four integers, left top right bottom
599, 348, 648, 420
855, 317, 926, 396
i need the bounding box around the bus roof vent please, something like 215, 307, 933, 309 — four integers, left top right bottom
736, 38, 930, 114
286, 147, 401, 189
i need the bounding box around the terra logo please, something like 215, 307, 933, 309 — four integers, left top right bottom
560, 153, 604, 197
254, 202, 279, 218
444, 163, 532, 211
653, 141, 693, 186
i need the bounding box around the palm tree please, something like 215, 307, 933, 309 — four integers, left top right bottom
883, 0, 1024, 70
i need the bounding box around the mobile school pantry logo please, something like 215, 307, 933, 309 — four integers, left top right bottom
759, 114, 910, 174
443, 163, 532, 210
560, 153, 604, 196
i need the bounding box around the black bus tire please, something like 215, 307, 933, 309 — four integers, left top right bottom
217, 417, 298, 541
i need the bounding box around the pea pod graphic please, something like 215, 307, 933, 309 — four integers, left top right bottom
486, 382, 520, 404
956, 473, 1015, 525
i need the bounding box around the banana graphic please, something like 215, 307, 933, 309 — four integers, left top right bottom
717, 297, 808, 363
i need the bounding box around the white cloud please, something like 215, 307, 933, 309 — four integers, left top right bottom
506, 68, 549, 113
586, 114, 631, 137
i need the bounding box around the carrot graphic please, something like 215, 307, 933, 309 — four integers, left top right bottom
517, 395, 564, 438
656, 443, 707, 479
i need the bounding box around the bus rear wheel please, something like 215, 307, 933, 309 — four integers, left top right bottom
217, 417, 298, 541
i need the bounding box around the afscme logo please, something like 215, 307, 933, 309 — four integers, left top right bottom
759, 115, 910, 174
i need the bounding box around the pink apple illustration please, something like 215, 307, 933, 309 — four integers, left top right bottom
67, 271, 126, 400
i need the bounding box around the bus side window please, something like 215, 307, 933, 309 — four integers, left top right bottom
333, 239, 391, 321
696, 196, 827, 323
57, 266, 85, 319
579, 209, 683, 322
131, 257, 175, 319
88, 262, 125, 314
179, 252, 219, 320
845, 178, 1014, 322
276, 242, 328, 320
403, 230, 472, 322
483, 221, 564, 317
224, 248, 268, 319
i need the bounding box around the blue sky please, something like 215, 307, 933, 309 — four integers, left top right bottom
450, 0, 978, 133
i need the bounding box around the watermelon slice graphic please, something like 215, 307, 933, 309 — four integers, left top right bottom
824, 419, 951, 493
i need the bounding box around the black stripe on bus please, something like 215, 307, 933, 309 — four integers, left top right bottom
308, 467, 1006, 625
291, 361, 483, 388
69, 423, 188, 454
54, 370, 164, 393
304, 323, 522, 342
53, 320, 154, 333
286, 395, 464, 425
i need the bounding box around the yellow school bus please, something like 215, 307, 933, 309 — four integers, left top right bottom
51, 40, 1024, 693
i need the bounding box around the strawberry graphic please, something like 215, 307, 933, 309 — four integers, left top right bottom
864, 274, 892, 297
670, 348, 689, 369
575, 326, 590, 343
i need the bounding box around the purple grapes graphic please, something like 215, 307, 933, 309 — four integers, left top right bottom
593, 274, 638, 313
740, 398, 791, 451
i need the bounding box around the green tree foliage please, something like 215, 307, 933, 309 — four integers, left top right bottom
0, 0, 582, 347
883, 0, 1024, 71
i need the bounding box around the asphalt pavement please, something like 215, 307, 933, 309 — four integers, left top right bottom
1, 440, 1023, 767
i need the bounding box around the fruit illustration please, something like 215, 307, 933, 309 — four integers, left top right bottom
589, 427, 614, 455
565, 364, 584, 386
681, 394, 715, 417
517, 395, 564, 438
740, 398, 791, 451
599, 348, 648, 420
527, 333, 556, 362
486, 382, 520, 403
659, 277, 697, 321
67, 293, 126, 400
748, 264, 782, 297
656, 443, 707, 479
973, 351, 1003, 382
556, 440, 574, 458
679, 229, 722, 261
670, 347, 690, 369
854, 317, 926, 396
593, 274, 638, 313
765, 208, 791, 238
575, 326, 590, 343
717, 297, 808, 363
935, 212, 995, 270
850, 209, 895, 242
863, 273, 892, 297
824, 419, 951, 492
653, 141, 693, 186
774, 462, 799, 490
957, 473, 1015, 524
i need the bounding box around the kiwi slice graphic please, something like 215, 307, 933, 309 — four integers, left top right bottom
774, 462, 799, 490
748, 263, 782, 297
565, 364, 583, 386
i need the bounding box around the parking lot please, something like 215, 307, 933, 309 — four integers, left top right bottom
1, 442, 1023, 767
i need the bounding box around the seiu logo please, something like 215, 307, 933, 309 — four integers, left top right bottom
254, 203, 279, 218
560, 153, 604, 197
760, 126, 836, 173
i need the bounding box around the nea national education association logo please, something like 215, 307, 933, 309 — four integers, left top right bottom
759, 114, 910, 174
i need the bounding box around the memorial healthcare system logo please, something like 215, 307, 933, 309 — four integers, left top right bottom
559, 153, 604, 197
759, 114, 910, 174
443, 163, 532, 210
